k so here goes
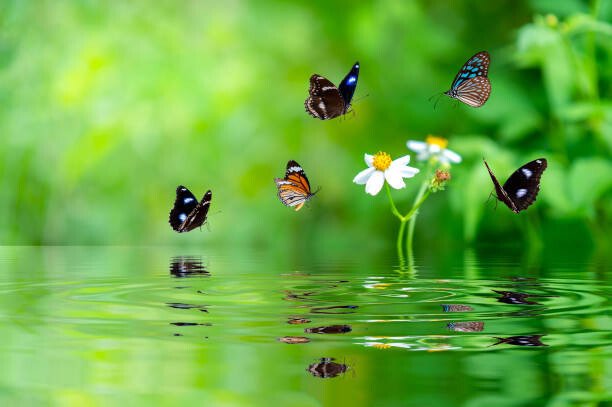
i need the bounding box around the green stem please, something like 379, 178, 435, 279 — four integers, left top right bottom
385, 183, 403, 221
406, 182, 431, 256
386, 166, 433, 265
386, 183, 407, 260
397, 220, 407, 262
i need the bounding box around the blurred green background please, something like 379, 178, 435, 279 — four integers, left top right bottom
1, 0, 610, 252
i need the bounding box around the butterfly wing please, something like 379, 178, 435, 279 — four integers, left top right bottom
450, 51, 490, 90
275, 160, 313, 211
446, 51, 491, 107
169, 187, 212, 232
501, 158, 547, 212
453, 76, 491, 107
180, 190, 212, 232
304, 75, 345, 120
484, 160, 518, 212
337, 61, 360, 109
169, 185, 200, 231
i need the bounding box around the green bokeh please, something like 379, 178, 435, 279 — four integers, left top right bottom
0, 0, 610, 251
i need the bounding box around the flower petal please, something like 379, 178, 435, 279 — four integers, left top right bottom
365, 171, 385, 196
400, 166, 420, 178
417, 151, 430, 161
443, 149, 462, 163
364, 154, 374, 167
429, 144, 442, 154
353, 167, 375, 184
385, 168, 406, 189
407, 141, 427, 153
391, 154, 411, 167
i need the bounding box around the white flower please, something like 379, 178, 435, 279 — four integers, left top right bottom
407, 135, 462, 165
353, 152, 420, 196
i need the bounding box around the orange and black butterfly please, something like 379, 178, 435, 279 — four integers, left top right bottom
274, 160, 318, 211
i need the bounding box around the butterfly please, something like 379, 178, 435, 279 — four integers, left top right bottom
447, 322, 484, 332
274, 160, 317, 211
490, 335, 548, 347
305, 61, 359, 119
169, 256, 209, 278
169, 185, 212, 232
307, 358, 349, 378
444, 51, 491, 107
484, 158, 547, 213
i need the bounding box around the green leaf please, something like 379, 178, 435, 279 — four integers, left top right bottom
568, 158, 612, 217
539, 159, 574, 216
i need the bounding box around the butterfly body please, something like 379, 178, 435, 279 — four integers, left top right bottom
305, 62, 359, 119
169, 186, 212, 232
484, 158, 547, 213
274, 160, 316, 211
444, 51, 491, 107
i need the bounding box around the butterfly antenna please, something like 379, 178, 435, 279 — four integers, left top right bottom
433, 94, 443, 111
428, 93, 443, 111
343, 356, 355, 379
488, 337, 506, 347
352, 93, 370, 104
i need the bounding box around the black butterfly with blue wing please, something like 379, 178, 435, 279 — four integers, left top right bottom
484, 158, 547, 213
305, 62, 359, 120
444, 51, 491, 107
169, 186, 212, 232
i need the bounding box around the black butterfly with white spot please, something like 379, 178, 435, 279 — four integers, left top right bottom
305, 61, 359, 120
169, 186, 212, 232
490, 335, 548, 347
484, 158, 547, 213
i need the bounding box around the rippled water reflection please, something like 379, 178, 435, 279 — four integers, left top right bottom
0, 247, 609, 406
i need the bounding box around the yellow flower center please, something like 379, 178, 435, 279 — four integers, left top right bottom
372, 151, 392, 171
426, 135, 448, 149
371, 343, 392, 350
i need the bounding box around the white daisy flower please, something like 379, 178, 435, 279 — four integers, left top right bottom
353, 152, 420, 196
406, 135, 462, 165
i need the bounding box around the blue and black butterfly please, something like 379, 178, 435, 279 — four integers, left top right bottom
305, 62, 359, 119
444, 51, 491, 107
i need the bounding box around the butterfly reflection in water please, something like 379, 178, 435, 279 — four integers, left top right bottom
307, 358, 349, 378
274, 160, 318, 211
484, 158, 547, 213
169, 256, 209, 278
444, 51, 491, 107
169, 186, 212, 232
305, 61, 359, 120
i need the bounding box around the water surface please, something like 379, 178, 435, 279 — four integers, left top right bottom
0, 247, 609, 406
